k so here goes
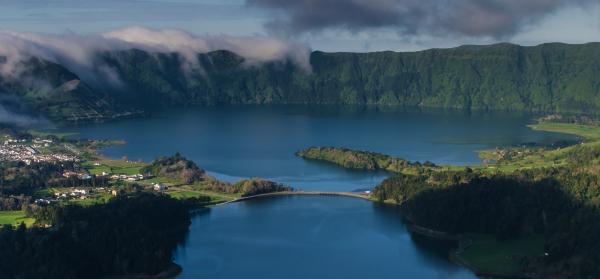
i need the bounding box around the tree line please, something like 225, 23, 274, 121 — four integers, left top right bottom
0, 192, 191, 279
374, 166, 600, 278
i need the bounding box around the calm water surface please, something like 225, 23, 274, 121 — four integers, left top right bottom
175, 196, 476, 279
67, 106, 573, 191
62, 106, 576, 278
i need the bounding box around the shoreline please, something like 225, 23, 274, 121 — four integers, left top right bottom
73, 119, 582, 278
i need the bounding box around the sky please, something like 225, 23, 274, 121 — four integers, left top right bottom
0, 0, 599, 52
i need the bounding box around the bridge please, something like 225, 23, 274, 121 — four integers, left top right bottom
218, 191, 372, 205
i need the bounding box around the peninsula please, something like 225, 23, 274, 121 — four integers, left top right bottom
295, 117, 600, 278
296, 146, 435, 173
0, 128, 291, 278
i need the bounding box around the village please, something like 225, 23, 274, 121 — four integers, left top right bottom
0, 136, 80, 164
35, 173, 168, 205
0, 132, 218, 211
0, 132, 179, 208
35, 164, 170, 204
34, 181, 167, 205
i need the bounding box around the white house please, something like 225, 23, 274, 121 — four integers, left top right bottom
73, 189, 87, 195
153, 183, 166, 191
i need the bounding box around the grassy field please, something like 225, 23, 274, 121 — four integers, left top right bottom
167, 185, 240, 204
477, 147, 571, 173
470, 121, 600, 173
528, 122, 600, 140
0, 211, 35, 227
82, 159, 146, 175
60, 192, 113, 206
139, 176, 180, 185
36, 187, 113, 206
459, 234, 544, 276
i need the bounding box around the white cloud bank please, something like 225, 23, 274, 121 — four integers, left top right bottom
0, 26, 312, 81
0, 104, 42, 126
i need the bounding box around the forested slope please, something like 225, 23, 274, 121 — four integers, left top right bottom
2, 42, 599, 122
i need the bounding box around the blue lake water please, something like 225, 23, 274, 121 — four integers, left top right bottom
66, 105, 573, 192
175, 196, 476, 279
62, 106, 575, 278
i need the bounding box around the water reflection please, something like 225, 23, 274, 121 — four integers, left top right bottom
175, 196, 477, 279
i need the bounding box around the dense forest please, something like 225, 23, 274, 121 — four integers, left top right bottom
0, 193, 191, 279
374, 165, 600, 277
0, 132, 203, 278
1, 43, 600, 122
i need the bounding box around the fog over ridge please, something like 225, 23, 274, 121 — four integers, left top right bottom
0, 26, 312, 82
0, 94, 45, 127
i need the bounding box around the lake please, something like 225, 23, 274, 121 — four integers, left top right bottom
63, 106, 575, 278
67, 105, 573, 192
175, 195, 475, 279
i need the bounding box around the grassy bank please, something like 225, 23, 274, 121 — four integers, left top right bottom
167, 186, 240, 204
528, 122, 600, 140
458, 234, 544, 276
0, 211, 35, 227
474, 121, 600, 174
83, 159, 146, 176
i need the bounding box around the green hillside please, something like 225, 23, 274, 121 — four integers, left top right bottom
2, 42, 600, 122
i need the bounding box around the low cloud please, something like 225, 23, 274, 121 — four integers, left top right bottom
0, 26, 311, 85
0, 94, 45, 127
0, 105, 40, 127
103, 26, 311, 70
247, 0, 596, 38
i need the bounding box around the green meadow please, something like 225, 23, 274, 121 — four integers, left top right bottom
0, 211, 35, 227
459, 234, 544, 276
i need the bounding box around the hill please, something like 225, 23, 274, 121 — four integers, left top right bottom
140, 153, 206, 184
2, 42, 600, 122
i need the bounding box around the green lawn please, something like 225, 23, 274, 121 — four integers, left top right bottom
528, 122, 600, 140
167, 190, 208, 200
196, 190, 240, 203
167, 185, 240, 204
0, 211, 35, 227
60, 193, 112, 206
81, 162, 112, 175
82, 159, 146, 175
459, 234, 544, 276
140, 176, 179, 185
35, 187, 113, 206
473, 122, 597, 173
115, 166, 143, 175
